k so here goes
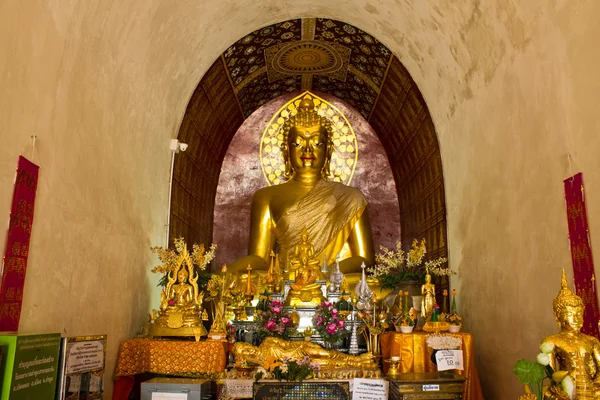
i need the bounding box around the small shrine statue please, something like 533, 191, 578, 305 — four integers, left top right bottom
285, 232, 325, 306
289, 227, 321, 279
150, 248, 206, 339
328, 254, 345, 294
541, 270, 600, 399
421, 272, 435, 321
234, 337, 378, 370
355, 262, 373, 311
263, 251, 281, 293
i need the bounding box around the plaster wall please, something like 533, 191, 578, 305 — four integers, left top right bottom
1, 0, 599, 398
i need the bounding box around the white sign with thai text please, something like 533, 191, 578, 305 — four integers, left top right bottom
352, 378, 388, 400
66, 341, 104, 374
435, 350, 464, 371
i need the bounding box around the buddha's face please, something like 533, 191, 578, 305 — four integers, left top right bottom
558, 305, 583, 332
288, 125, 328, 175
177, 269, 188, 283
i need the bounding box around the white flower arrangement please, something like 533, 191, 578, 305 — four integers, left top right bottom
425, 334, 462, 350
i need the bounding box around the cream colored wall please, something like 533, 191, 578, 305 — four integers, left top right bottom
1, 0, 598, 398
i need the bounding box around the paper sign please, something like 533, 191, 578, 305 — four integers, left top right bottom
66, 340, 104, 374
423, 384, 440, 391
352, 378, 388, 400
151, 393, 188, 400
224, 379, 253, 398
435, 350, 464, 371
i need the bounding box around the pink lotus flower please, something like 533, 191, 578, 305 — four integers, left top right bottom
331, 308, 339, 316
326, 323, 338, 334
323, 301, 333, 307
271, 300, 282, 308
277, 325, 285, 334
337, 320, 345, 329
271, 305, 282, 314
265, 319, 276, 331
314, 315, 324, 326
281, 316, 291, 326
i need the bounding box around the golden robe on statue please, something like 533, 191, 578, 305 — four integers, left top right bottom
275, 180, 368, 268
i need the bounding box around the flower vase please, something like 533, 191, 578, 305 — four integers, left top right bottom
324, 340, 342, 350
412, 295, 423, 313
369, 334, 381, 356
448, 325, 461, 333
400, 325, 414, 334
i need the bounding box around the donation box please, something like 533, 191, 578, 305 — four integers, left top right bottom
141, 378, 211, 400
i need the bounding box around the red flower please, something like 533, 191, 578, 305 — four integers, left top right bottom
326, 323, 338, 334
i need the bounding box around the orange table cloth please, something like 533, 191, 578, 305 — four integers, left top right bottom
112, 338, 226, 400
380, 331, 484, 400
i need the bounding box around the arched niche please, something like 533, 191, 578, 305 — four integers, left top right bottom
169, 17, 447, 273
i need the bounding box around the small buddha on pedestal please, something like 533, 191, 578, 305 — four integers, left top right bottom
284, 231, 325, 306
150, 247, 207, 340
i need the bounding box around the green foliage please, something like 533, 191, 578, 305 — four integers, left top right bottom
379, 272, 425, 290
513, 359, 546, 385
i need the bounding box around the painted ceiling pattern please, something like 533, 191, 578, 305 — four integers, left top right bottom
222, 18, 393, 119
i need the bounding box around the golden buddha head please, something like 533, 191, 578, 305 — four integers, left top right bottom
301, 227, 309, 242
553, 270, 584, 331
281, 98, 334, 179
177, 267, 189, 283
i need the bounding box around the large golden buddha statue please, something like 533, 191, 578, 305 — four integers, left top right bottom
230, 98, 374, 275
541, 270, 600, 399
234, 337, 378, 370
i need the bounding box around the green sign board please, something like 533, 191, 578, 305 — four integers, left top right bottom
0, 333, 61, 400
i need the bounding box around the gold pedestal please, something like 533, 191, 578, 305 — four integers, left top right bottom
148, 324, 207, 341
284, 288, 325, 307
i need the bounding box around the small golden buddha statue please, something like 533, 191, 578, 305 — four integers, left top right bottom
150, 249, 206, 339
289, 227, 321, 278
421, 273, 435, 321
233, 337, 378, 370
541, 270, 600, 399
285, 234, 325, 306
229, 97, 374, 277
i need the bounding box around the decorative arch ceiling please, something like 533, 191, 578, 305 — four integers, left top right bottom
222, 18, 391, 119
170, 17, 447, 267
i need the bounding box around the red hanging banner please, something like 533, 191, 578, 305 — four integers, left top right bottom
564, 172, 600, 338
0, 156, 39, 331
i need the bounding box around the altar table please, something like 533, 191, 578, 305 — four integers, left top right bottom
112, 338, 226, 400
380, 332, 484, 400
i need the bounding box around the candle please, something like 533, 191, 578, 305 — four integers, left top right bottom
391, 356, 400, 361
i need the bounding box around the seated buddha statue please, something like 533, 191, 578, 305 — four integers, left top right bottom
541, 270, 600, 399
150, 257, 206, 338
289, 227, 321, 278
229, 97, 374, 278
234, 336, 378, 370
285, 233, 325, 306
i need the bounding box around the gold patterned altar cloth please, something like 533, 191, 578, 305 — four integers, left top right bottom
380, 332, 484, 400
114, 338, 226, 377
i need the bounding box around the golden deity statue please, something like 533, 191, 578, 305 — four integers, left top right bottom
234, 337, 378, 370
289, 227, 321, 277
541, 270, 600, 399
150, 247, 206, 339
229, 97, 374, 277
421, 273, 436, 321
285, 232, 325, 306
